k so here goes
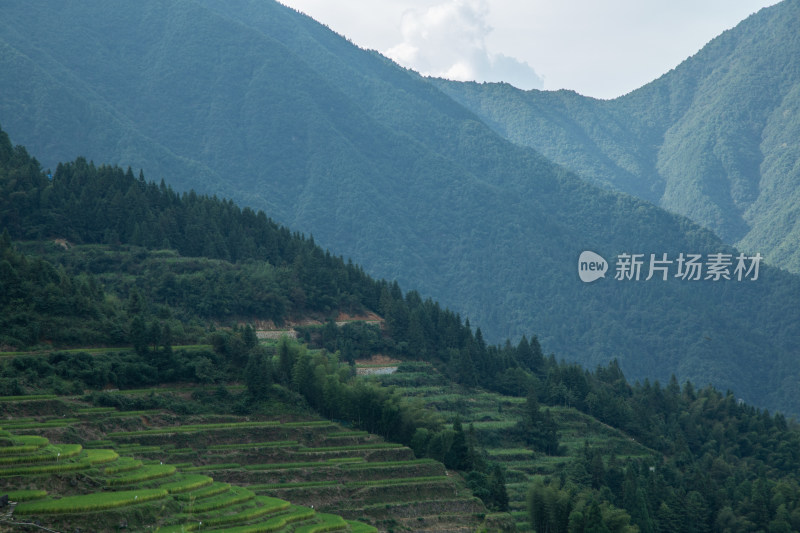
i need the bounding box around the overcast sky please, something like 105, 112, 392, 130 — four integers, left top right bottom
279, 0, 780, 99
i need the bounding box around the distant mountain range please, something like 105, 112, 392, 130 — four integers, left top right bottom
1, 0, 799, 414
434, 0, 800, 272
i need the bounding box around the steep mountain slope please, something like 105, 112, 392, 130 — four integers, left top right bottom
434, 0, 800, 271
1, 2, 800, 415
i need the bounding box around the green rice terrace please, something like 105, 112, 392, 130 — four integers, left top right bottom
0, 355, 662, 532
0, 387, 485, 532
369, 362, 658, 532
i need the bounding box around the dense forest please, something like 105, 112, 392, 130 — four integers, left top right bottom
0, 138, 384, 347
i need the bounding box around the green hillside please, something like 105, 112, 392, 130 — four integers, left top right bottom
434, 0, 800, 273
1, 1, 800, 416
5, 131, 800, 531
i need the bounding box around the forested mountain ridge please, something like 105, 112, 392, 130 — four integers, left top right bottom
434, 0, 800, 272
6, 134, 800, 533
2, 1, 800, 417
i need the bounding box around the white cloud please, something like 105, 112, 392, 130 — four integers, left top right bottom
384, 0, 544, 90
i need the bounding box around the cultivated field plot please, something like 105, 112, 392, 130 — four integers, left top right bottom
0, 390, 483, 532
371, 362, 657, 531
0, 422, 377, 532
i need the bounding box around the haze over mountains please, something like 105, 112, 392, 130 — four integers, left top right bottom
1, 1, 799, 414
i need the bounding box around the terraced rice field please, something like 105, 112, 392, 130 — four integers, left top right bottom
0, 420, 377, 532
371, 362, 657, 531
103, 417, 482, 530
0, 390, 485, 532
